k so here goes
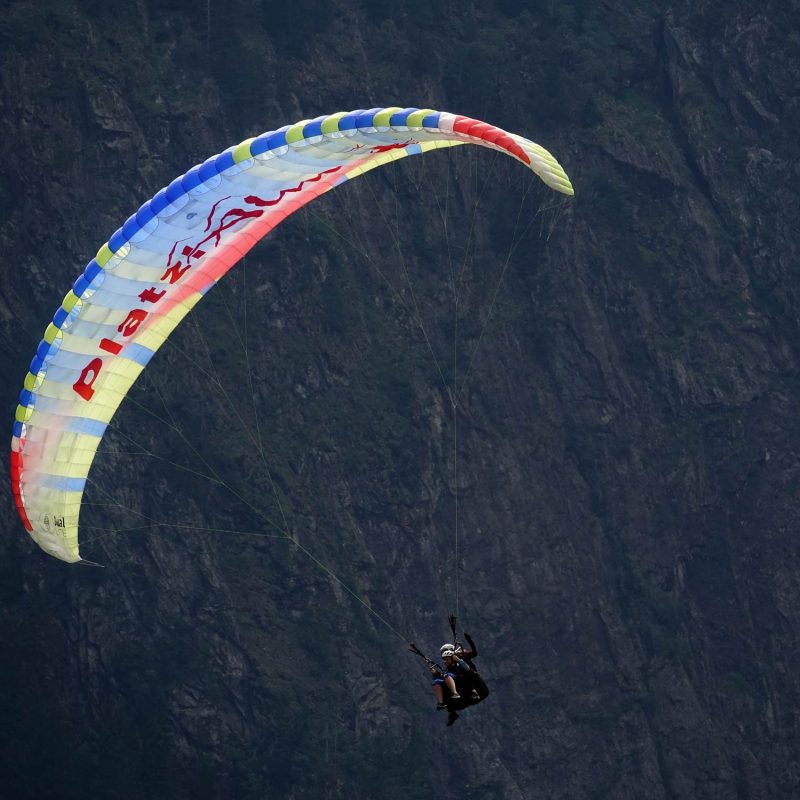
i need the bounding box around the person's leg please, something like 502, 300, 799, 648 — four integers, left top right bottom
433, 679, 447, 709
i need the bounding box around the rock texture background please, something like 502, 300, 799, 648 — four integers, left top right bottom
1, 1, 800, 798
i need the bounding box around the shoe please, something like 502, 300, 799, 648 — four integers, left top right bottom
450, 693, 461, 700
470, 690, 480, 700
436, 702, 447, 710
447, 711, 459, 726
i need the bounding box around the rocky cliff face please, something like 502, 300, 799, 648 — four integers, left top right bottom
2, 2, 800, 798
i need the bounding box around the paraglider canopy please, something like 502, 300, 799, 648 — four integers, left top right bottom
10, 106, 573, 563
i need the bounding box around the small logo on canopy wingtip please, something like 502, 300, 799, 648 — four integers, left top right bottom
41, 513, 65, 535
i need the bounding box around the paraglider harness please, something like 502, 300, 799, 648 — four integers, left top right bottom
408, 614, 490, 711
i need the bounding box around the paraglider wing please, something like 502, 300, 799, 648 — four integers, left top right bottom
10, 106, 574, 563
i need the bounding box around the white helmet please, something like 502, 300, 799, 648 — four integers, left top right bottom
441, 649, 456, 658
440, 643, 455, 655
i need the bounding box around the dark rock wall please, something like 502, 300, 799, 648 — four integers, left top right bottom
1, 2, 799, 798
